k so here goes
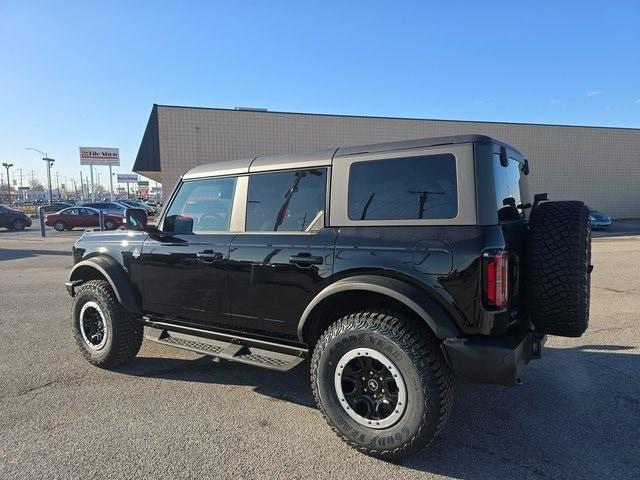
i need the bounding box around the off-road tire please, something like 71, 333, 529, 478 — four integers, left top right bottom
72, 280, 142, 368
311, 310, 454, 460
53, 220, 66, 232
528, 201, 591, 337
11, 219, 26, 231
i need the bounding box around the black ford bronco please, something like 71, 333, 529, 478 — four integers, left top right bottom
65, 135, 591, 460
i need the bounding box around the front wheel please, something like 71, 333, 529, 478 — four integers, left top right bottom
311, 311, 454, 460
53, 220, 66, 231
72, 280, 142, 368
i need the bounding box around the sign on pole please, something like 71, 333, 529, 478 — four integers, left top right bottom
137, 180, 149, 187
117, 174, 139, 183
79, 147, 120, 166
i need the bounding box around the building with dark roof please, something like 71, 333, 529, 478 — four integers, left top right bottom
134, 105, 640, 218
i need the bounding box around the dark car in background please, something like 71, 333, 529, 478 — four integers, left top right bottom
41, 202, 74, 213
116, 199, 155, 215
45, 207, 123, 231
588, 207, 612, 229
80, 202, 126, 216
0, 205, 32, 231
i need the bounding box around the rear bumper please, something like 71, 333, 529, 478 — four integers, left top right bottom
442, 328, 546, 386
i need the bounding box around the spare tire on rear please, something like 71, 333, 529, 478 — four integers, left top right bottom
527, 200, 591, 337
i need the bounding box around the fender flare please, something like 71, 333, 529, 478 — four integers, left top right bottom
67, 256, 141, 314
297, 274, 461, 342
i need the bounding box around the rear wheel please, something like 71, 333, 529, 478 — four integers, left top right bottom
11, 219, 26, 231
53, 220, 66, 232
72, 280, 142, 368
104, 219, 116, 230
311, 310, 454, 460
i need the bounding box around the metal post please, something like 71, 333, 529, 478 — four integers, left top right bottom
39, 206, 46, 237
79, 171, 84, 201
99, 209, 105, 231
109, 165, 114, 201
90, 165, 95, 202
126, 181, 130, 199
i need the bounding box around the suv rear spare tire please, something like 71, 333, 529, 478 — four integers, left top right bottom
311, 310, 454, 460
527, 200, 591, 337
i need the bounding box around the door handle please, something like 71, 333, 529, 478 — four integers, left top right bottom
289, 253, 323, 266
197, 250, 223, 262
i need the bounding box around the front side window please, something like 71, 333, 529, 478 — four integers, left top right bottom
348, 154, 458, 220
164, 177, 237, 234
246, 169, 326, 232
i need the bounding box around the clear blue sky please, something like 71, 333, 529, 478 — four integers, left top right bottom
1, 1, 638, 188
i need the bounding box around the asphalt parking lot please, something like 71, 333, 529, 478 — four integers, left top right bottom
1, 228, 639, 480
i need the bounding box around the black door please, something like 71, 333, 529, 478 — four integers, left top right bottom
228, 168, 335, 337
141, 176, 238, 329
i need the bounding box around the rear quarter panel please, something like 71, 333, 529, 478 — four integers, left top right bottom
334, 225, 507, 335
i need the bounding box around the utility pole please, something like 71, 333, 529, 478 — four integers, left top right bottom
408, 190, 445, 219
90, 165, 95, 202
18, 168, 24, 201
44, 158, 55, 204
26, 148, 55, 205
108, 165, 114, 201
80, 170, 84, 201
2, 163, 14, 206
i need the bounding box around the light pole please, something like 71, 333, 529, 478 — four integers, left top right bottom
2, 162, 13, 206
26, 147, 55, 205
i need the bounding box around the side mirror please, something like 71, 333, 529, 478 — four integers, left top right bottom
163, 214, 193, 234
125, 208, 148, 230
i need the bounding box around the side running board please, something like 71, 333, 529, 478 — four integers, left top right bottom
144, 326, 306, 372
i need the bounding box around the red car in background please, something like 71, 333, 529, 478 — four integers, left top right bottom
45, 207, 123, 231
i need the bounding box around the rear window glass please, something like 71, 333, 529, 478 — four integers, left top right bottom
348, 154, 458, 220
246, 169, 326, 232
493, 154, 528, 211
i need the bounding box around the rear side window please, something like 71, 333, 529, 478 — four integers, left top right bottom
164, 177, 237, 233
348, 154, 457, 220
246, 169, 326, 232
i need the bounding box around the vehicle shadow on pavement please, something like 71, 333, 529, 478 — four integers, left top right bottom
0, 248, 72, 261
122, 344, 640, 479
122, 354, 316, 407
404, 344, 640, 479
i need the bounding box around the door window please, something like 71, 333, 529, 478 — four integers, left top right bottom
79, 208, 97, 216
163, 177, 237, 234
348, 154, 457, 220
246, 169, 326, 232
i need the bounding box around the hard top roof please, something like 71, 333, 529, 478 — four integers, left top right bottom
182, 134, 519, 180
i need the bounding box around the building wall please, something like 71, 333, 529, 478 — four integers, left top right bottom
156, 106, 640, 218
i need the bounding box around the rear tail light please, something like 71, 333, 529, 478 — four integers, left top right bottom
483, 250, 509, 310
